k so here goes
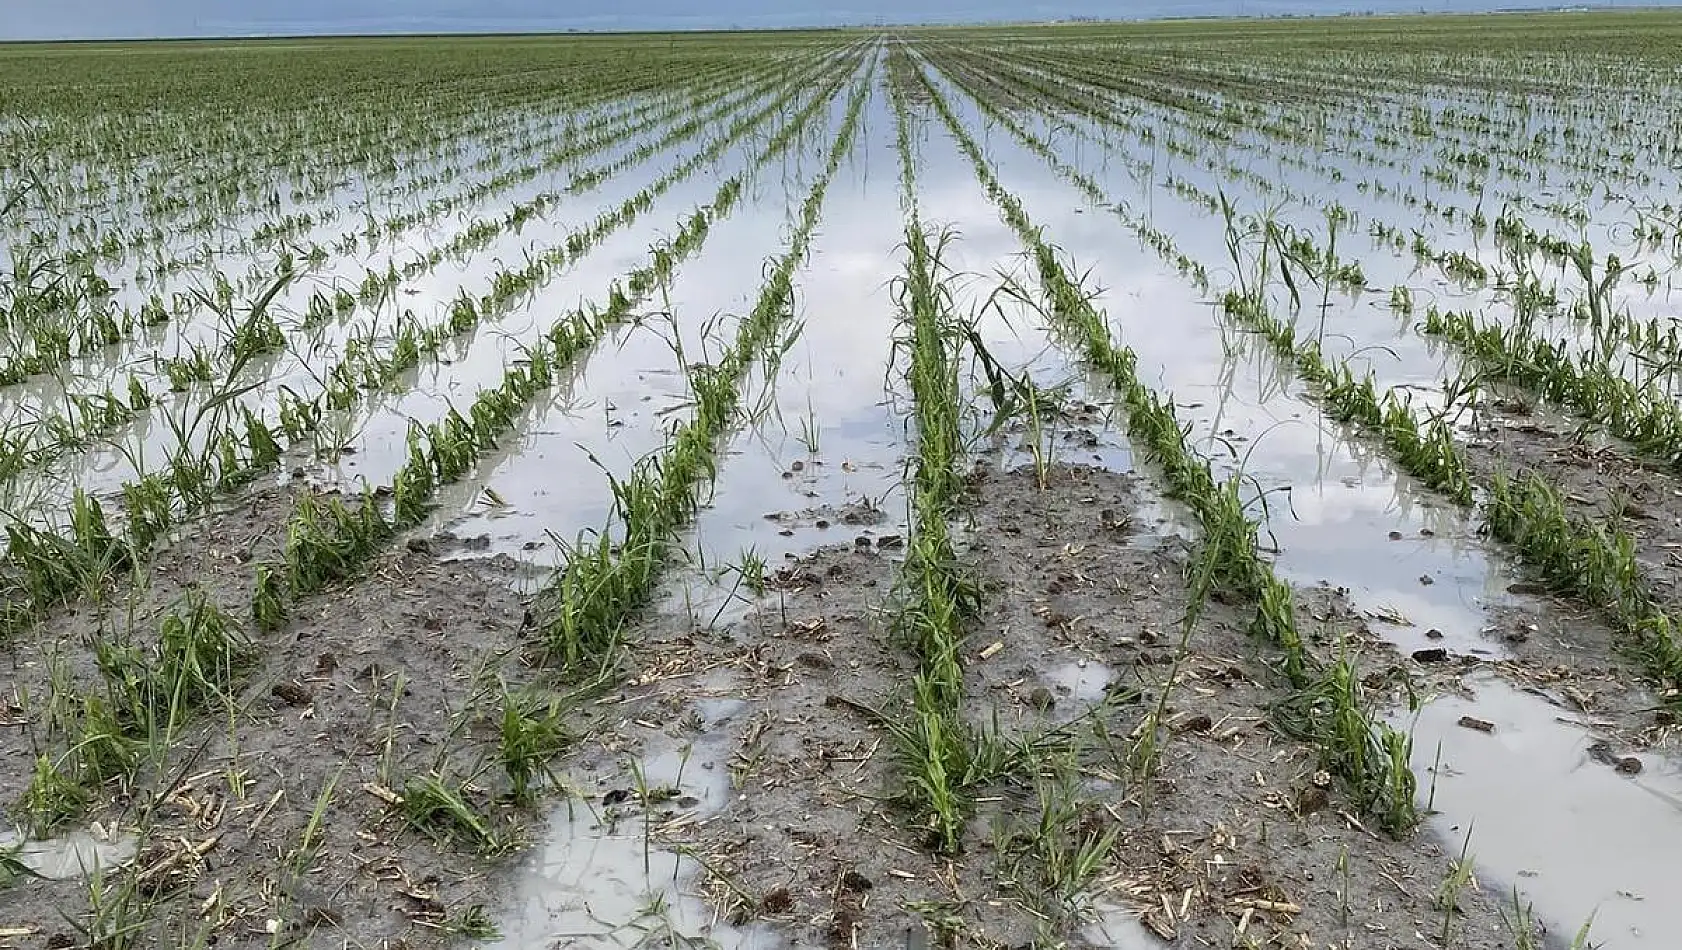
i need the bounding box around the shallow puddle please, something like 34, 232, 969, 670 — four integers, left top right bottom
1407, 673, 1682, 948
485, 836, 778, 950
1047, 659, 1112, 705
488, 694, 778, 949
1082, 904, 1164, 949
0, 823, 137, 880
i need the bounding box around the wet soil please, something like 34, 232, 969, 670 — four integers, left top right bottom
1459, 399, 1682, 723
544, 464, 1526, 950
3, 452, 1667, 949
0, 481, 544, 949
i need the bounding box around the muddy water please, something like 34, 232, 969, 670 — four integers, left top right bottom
488, 694, 780, 950
0, 824, 136, 880
1047, 659, 1113, 705
1407, 674, 1682, 948
1082, 907, 1165, 949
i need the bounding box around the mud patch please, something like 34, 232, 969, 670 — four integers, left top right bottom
1465, 404, 1682, 614
548, 464, 1522, 948
0, 480, 545, 948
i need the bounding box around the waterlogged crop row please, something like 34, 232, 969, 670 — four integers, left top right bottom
1, 55, 837, 493
0, 40, 814, 254
537, 68, 872, 671
919, 44, 1682, 709
269, 62, 873, 627
14, 58, 874, 836
0, 69, 779, 488
881, 72, 990, 853
937, 34, 1681, 363
0, 55, 805, 423
0, 55, 864, 642
375, 57, 875, 851
912, 53, 1423, 834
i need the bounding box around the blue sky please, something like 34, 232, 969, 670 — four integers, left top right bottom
0, 0, 1642, 40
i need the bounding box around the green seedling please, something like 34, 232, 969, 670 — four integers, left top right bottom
498, 685, 571, 804
1436, 825, 1478, 945
398, 773, 502, 852
19, 753, 89, 835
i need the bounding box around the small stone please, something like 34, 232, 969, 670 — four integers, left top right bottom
1457, 716, 1496, 733
1387, 531, 1404, 541
1412, 648, 1450, 663
1425, 628, 1445, 640
1419, 574, 1434, 586
1172, 713, 1214, 734
1296, 786, 1330, 815
271, 681, 313, 707
760, 887, 794, 913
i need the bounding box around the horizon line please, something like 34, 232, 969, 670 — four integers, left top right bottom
0, 2, 1652, 45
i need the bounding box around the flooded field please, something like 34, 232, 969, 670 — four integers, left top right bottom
1, 13, 1680, 948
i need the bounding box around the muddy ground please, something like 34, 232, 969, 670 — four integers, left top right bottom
533, 463, 1538, 950
0, 452, 1669, 949
1456, 396, 1682, 735
0, 481, 543, 948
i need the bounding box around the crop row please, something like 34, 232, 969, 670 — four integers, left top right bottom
0, 58, 863, 644
911, 49, 1422, 833
920, 46, 1682, 710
